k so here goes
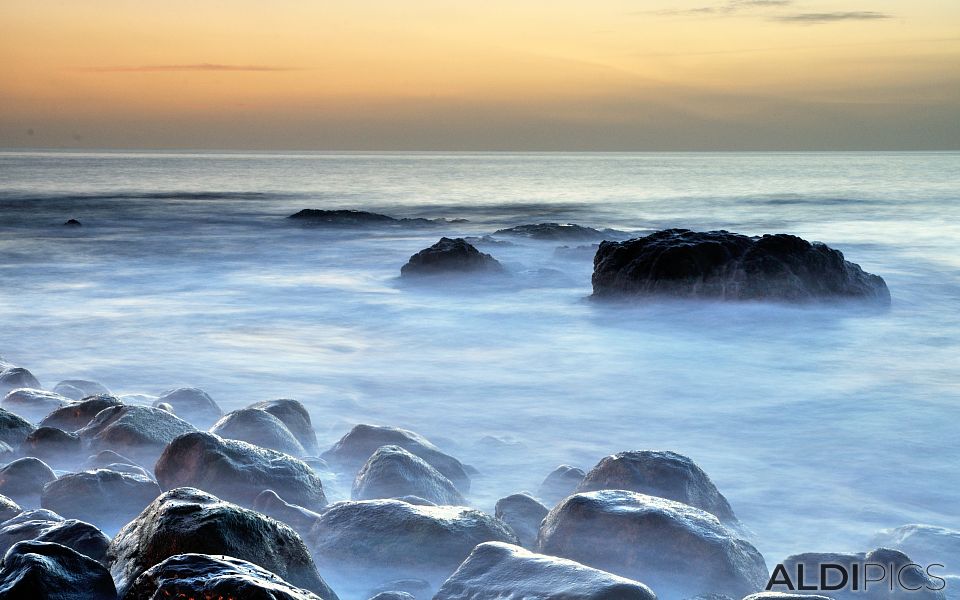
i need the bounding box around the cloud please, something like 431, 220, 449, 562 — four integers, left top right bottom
648, 0, 793, 17
78, 63, 294, 73
770, 11, 893, 24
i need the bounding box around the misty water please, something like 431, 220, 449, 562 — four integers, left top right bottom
0, 150, 958, 573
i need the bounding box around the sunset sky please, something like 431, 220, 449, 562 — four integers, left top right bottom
1, 0, 958, 150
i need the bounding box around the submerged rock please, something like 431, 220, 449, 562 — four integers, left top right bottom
537, 465, 585, 506
289, 208, 440, 228
0, 367, 41, 395
253, 489, 323, 538
435, 541, 657, 600
77, 404, 197, 464
41, 469, 162, 531
494, 492, 548, 549
493, 223, 623, 241
52, 379, 111, 400
537, 490, 767, 599
1, 388, 74, 423
39, 394, 122, 431
352, 445, 465, 505
400, 237, 503, 278
591, 229, 890, 304
210, 407, 306, 456
250, 398, 321, 455
871, 524, 960, 571
18, 426, 82, 468
0, 408, 36, 447
0, 540, 117, 599
0, 457, 57, 504
63, 218, 83, 227
152, 387, 222, 429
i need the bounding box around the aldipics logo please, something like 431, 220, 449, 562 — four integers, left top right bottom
766, 550, 946, 595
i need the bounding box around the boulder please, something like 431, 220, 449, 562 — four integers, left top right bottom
0, 367, 41, 395
493, 223, 621, 241
155, 431, 326, 510
107, 487, 335, 598
249, 399, 320, 455
577, 450, 738, 524
0, 512, 109, 563
253, 489, 323, 537
0, 441, 13, 462
0, 457, 57, 504
352, 445, 465, 505
1, 388, 74, 423
152, 387, 223, 429
77, 404, 196, 464
288, 208, 439, 228
494, 493, 548, 549
39, 394, 122, 431
0, 495, 21, 522
434, 541, 657, 600
64, 218, 83, 227
368, 580, 432, 599
400, 238, 503, 277
537, 490, 767, 599
370, 593, 416, 600
537, 465, 585, 505
41, 469, 162, 532
0, 540, 117, 599
871, 524, 960, 571
51, 380, 111, 401
0, 409, 35, 448
18, 426, 82, 468
591, 229, 890, 304
323, 424, 470, 492
210, 407, 306, 456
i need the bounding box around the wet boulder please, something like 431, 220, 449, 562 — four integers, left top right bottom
155, 431, 327, 510
871, 524, 960, 571
0, 457, 57, 505
1, 388, 74, 423
370, 593, 415, 600
77, 404, 196, 464
107, 487, 336, 598
41, 469, 162, 532
250, 398, 320, 455
493, 223, 622, 241
0, 367, 41, 395
253, 490, 323, 538
537, 490, 767, 599
210, 407, 306, 456
537, 465, 585, 505
494, 493, 548, 549
352, 445, 465, 505
0, 512, 109, 563
323, 424, 470, 492
400, 237, 503, 277
435, 541, 657, 600
39, 394, 122, 431
152, 387, 223, 429
52, 379, 111, 401
368, 580, 432, 599
577, 450, 738, 524
0, 509, 64, 555
18, 426, 82, 468
591, 229, 891, 304
288, 208, 440, 228
0, 540, 117, 599
0, 409, 35, 448
0, 495, 20, 522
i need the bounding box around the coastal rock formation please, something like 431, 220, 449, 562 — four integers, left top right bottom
537, 490, 768, 599
63, 218, 83, 227
400, 238, 503, 278
0, 540, 117, 599
210, 407, 306, 456
0, 367, 41, 395
537, 465, 585, 505
871, 524, 960, 570
352, 445, 465, 505
0, 408, 35, 447
494, 492, 549, 549
39, 394, 122, 431
108, 487, 335, 598
577, 450, 738, 524
155, 431, 327, 509
493, 223, 623, 241
434, 541, 657, 600
0, 457, 57, 504
1, 388, 73, 423
18, 426, 82, 468
591, 229, 890, 304
41, 469, 162, 531
253, 489, 323, 538
249, 398, 320, 455
52, 379, 111, 400
289, 208, 443, 228
77, 404, 197, 464
153, 387, 223, 429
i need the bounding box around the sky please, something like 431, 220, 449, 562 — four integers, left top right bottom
1, 0, 958, 150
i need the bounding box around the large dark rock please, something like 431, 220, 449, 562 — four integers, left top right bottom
400, 237, 503, 277
352, 445, 465, 505
0, 495, 21, 522
1, 388, 74, 423
537, 490, 767, 599
63, 218, 83, 227
323, 424, 470, 492
107, 487, 335, 598
0, 457, 57, 504
537, 465, 585, 506
52, 380, 111, 401
0, 540, 117, 599
18, 426, 82, 468
435, 541, 657, 600
493, 223, 622, 241
577, 450, 738, 524
210, 407, 306, 455
40, 394, 122, 431
0, 509, 63, 555
0, 409, 35, 448
0, 367, 41, 395
0, 511, 109, 563
125, 553, 335, 600
41, 469, 162, 532
591, 229, 890, 304
152, 387, 223, 429
871, 524, 960, 572
249, 399, 320, 455
289, 208, 441, 228
77, 404, 197, 464
253, 489, 323, 538
155, 431, 327, 510
494, 493, 548, 549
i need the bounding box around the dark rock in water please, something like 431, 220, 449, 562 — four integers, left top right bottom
52, 379, 110, 401
0, 494, 21, 522
400, 237, 504, 278
577, 450, 738, 524
537, 464, 585, 506
494, 492, 548, 549
435, 541, 656, 600
370, 593, 416, 600
591, 228, 891, 304
108, 487, 335, 598
0, 512, 110, 563
1, 388, 74, 423
211, 407, 306, 456
64, 218, 83, 227
0, 509, 64, 554
18, 426, 82, 468
253, 489, 323, 538
41, 469, 162, 531
352, 445, 465, 506
871, 524, 960, 571
40, 394, 122, 431
153, 387, 223, 429
537, 490, 767, 599
0, 540, 117, 599
125, 553, 334, 600
77, 404, 197, 464
493, 223, 624, 241
0, 408, 35, 447
555, 243, 601, 259
308, 499, 518, 584
250, 398, 320, 455
323, 424, 471, 492
155, 431, 327, 510
0, 457, 57, 504
0, 367, 41, 395
369, 579, 432, 600
289, 208, 439, 228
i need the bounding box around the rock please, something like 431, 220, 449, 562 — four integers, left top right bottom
0, 495, 21, 522
0, 408, 35, 447
39, 394, 122, 431
0, 512, 110, 563
249, 399, 320, 455
323, 424, 470, 492
1, 388, 74, 423
537, 465, 585, 505
155, 431, 327, 510
368, 580, 432, 599
0, 540, 117, 599
77, 404, 197, 464
107, 487, 335, 598
153, 387, 222, 429
64, 218, 83, 227
434, 541, 657, 600
744, 594, 833, 600
210, 407, 306, 455
352, 445, 465, 505
591, 229, 891, 304
154, 401, 174, 413
0, 367, 41, 395
370, 593, 416, 600
537, 490, 767, 599
51, 379, 111, 400
289, 208, 438, 228
494, 493, 548, 549
308, 499, 518, 584
253, 490, 323, 538
493, 223, 622, 241
19, 427, 83, 467
577, 450, 738, 524
0, 457, 57, 504
41, 469, 162, 532
124, 553, 335, 600
84, 449, 140, 470
400, 237, 503, 277
0, 441, 13, 462
394, 495, 437, 506
871, 524, 960, 571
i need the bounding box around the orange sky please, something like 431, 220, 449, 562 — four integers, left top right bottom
1, 0, 958, 149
